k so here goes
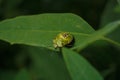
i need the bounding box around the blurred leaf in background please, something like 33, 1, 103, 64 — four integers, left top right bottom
100, 0, 120, 27
99, 0, 120, 80
0, 43, 71, 80
118, 0, 120, 4
0, 0, 107, 29
100, 0, 120, 44
15, 69, 31, 80
0, 0, 24, 18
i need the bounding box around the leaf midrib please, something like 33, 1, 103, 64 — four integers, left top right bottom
0, 30, 91, 36
0, 30, 120, 48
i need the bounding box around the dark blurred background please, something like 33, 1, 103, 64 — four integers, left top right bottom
0, 0, 120, 80
0, 0, 109, 29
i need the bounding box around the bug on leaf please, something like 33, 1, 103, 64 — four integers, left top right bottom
53, 32, 74, 48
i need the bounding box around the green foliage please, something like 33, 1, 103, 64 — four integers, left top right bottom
100, 0, 120, 45
0, 13, 94, 48
100, 0, 120, 27
62, 48, 103, 80
15, 69, 31, 80
0, 13, 120, 80
118, 0, 120, 4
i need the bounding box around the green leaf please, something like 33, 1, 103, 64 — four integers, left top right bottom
15, 69, 31, 80
72, 21, 120, 51
0, 13, 95, 49
100, 0, 120, 44
0, 13, 119, 51
62, 48, 103, 80
100, 0, 120, 27
118, 0, 120, 5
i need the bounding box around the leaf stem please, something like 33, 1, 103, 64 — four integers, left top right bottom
101, 37, 120, 47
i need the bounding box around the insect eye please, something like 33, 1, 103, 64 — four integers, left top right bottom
63, 33, 69, 38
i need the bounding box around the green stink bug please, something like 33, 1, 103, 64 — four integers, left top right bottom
53, 32, 73, 48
